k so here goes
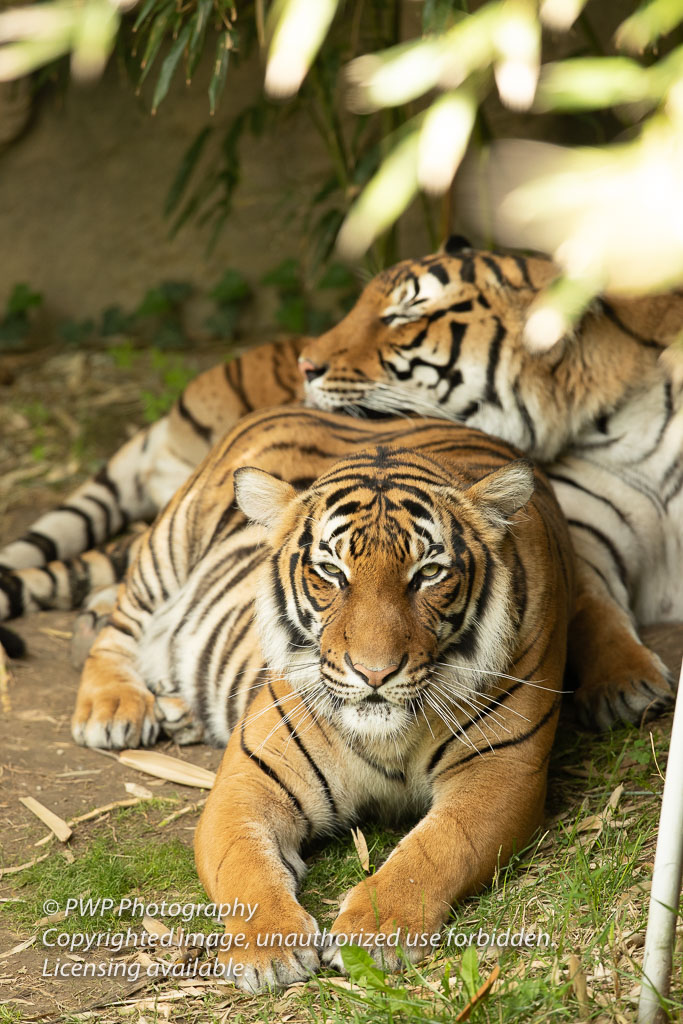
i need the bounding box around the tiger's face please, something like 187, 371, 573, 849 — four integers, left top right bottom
235, 446, 534, 746
297, 249, 560, 458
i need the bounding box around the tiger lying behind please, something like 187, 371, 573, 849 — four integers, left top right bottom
72, 408, 574, 990
1, 243, 681, 729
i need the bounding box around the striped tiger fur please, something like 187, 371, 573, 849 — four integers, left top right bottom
1, 244, 680, 728
299, 242, 683, 729
73, 407, 574, 990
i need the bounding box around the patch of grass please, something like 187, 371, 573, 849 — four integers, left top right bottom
141, 350, 196, 422
301, 824, 402, 924
0, 1007, 25, 1024
5, 834, 207, 939
2, 717, 680, 1022
302, 718, 680, 1023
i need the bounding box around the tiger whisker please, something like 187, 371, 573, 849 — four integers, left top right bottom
238, 664, 320, 694
283, 691, 336, 751
419, 692, 437, 740
248, 662, 319, 678
429, 671, 530, 725
240, 686, 316, 730
434, 662, 555, 692
434, 691, 495, 752
247, 678, 327, 751
257, 687, 325, 749
429, 681, 509, 743
252, 698, 311, 756
423, 691, 479, 752
429, 676, 511, 730
428, 686, 490, 741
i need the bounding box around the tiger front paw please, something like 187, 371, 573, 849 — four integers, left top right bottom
323, 876, 442, 973
573, 640, 674, 731
71, 680, 159, 749
217, 907, 321, 992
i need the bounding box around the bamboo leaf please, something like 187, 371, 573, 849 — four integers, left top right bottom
133, 0, 164, 34
186, 0, 212, 82
170, 189, 206, 238
152, 21, 191, 113
19, 796, 72, 843
616, 0, 683, 52
537, 56, 654, 111
337, 131, 420, 258
138, 7, 173, 84
350, 826, 370, 872
117, 749, 216, 788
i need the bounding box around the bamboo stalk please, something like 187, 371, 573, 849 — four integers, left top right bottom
638, 658, 683, 1024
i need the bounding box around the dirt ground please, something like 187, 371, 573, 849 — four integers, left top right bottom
1, 342, 682, 1020
0, 343, 234, 1019
0, 608, 226, 1018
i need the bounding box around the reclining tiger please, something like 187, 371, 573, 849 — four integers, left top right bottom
72, 407, 575, 990
1, 241, 681, 730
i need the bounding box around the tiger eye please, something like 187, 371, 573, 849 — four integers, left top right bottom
419, 563, 442, 578
321, 562, 342, 575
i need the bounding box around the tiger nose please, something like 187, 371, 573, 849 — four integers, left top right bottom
352, 662, 399, 689
298, 358, 327, 382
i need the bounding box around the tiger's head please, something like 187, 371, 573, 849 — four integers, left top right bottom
234, 445, 534, 746
298, 247, 561, 450
296, 245, 642, 461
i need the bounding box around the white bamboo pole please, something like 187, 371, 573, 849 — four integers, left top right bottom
638, 657, 683, 1024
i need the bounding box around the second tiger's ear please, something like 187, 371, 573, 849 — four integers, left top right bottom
234, 467, 297, 530
441, 234, 472, 255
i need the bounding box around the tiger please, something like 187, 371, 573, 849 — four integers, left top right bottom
1, 242, 681, 729
71, 406, 575, 991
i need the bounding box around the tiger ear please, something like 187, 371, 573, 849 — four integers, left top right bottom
466, 459, 535, 530
234, 467, 297, 529
440, 234, 472, 255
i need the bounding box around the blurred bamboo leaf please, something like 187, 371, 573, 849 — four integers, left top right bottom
71, 0, 119, 79
616, 0, 683, 52
348, 38, 446, 113
209, 30, 232, 115
265, 0, 341, 98
133, 0, 161, 34
537, 56, 655, 110
492, 0, 541, 110
347, 2, 499, 113
417, 86, 476, 193
165, 125, 213, 216
337, 130, 420, 258
0, 35, 71, 81
539, 0, 588, 30
524, 274, 600, 350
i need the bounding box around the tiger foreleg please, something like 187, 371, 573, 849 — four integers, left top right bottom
569, 564, 674, 730
322, 755, 549, 973
194, 727, 323, 992
70, 584, 120, 667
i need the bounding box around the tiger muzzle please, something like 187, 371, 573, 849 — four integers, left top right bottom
344, 653, 407, 689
